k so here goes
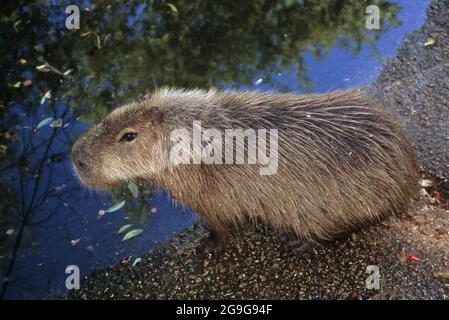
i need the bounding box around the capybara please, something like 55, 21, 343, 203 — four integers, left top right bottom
71, 88, 420, 252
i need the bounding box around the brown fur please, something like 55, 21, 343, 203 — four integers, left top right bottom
71, 88, 420, 241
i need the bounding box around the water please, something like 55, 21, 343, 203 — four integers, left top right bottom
0, 0, 429, 299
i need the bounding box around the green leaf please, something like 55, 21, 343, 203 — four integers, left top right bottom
41, 90, 51, 104
63, 69, 73, 76
13, 20, 22, 29
105, 200, 126, 213
128, 181, 139, 198
122, 228, 143, 241
0, 144, 7, 154
33, 45, 44, 53
424, 37, 435, 47
50, 118, 63, 128
117, 224, 133, 234
41, 90, 51, 105
36, 117, 54, 129
167, 3, 178, 14
132, 257, 142, 267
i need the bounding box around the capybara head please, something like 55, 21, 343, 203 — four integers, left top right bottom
71, 103, 165, 189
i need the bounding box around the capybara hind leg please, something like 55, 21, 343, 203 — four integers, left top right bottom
200, 229, 227, 254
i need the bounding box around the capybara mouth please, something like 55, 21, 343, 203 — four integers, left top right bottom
71, 135, 118, 190
72, 164, 117, 191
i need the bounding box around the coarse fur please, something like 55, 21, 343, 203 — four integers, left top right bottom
71, 88, 420, 242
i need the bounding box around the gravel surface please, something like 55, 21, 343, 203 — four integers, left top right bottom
68, 189, 448, 300
368, 0, 449, 185
67, 0, 449, 300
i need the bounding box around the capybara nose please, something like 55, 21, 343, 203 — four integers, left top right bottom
76, 159, 88, 170
71, 143, 91, 172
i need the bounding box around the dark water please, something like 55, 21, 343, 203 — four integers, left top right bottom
0, 0, 429, 299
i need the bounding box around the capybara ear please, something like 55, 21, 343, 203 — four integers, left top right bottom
148, 107, 162, 125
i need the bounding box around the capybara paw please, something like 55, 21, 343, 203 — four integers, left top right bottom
283, 238, 310, 255
200, 233, 224, 254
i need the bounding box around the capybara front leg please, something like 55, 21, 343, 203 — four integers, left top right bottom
200, 228, 227, 254
283, 236, 312, 255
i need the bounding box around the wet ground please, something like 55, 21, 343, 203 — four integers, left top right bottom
368, 0, 449, 184
68, 184, 449, 300
68, 0, 449, 300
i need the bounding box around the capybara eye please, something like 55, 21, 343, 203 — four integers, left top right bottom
120, 132, 137, 142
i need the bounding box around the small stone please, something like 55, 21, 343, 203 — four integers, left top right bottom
420, 179, 433, 188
